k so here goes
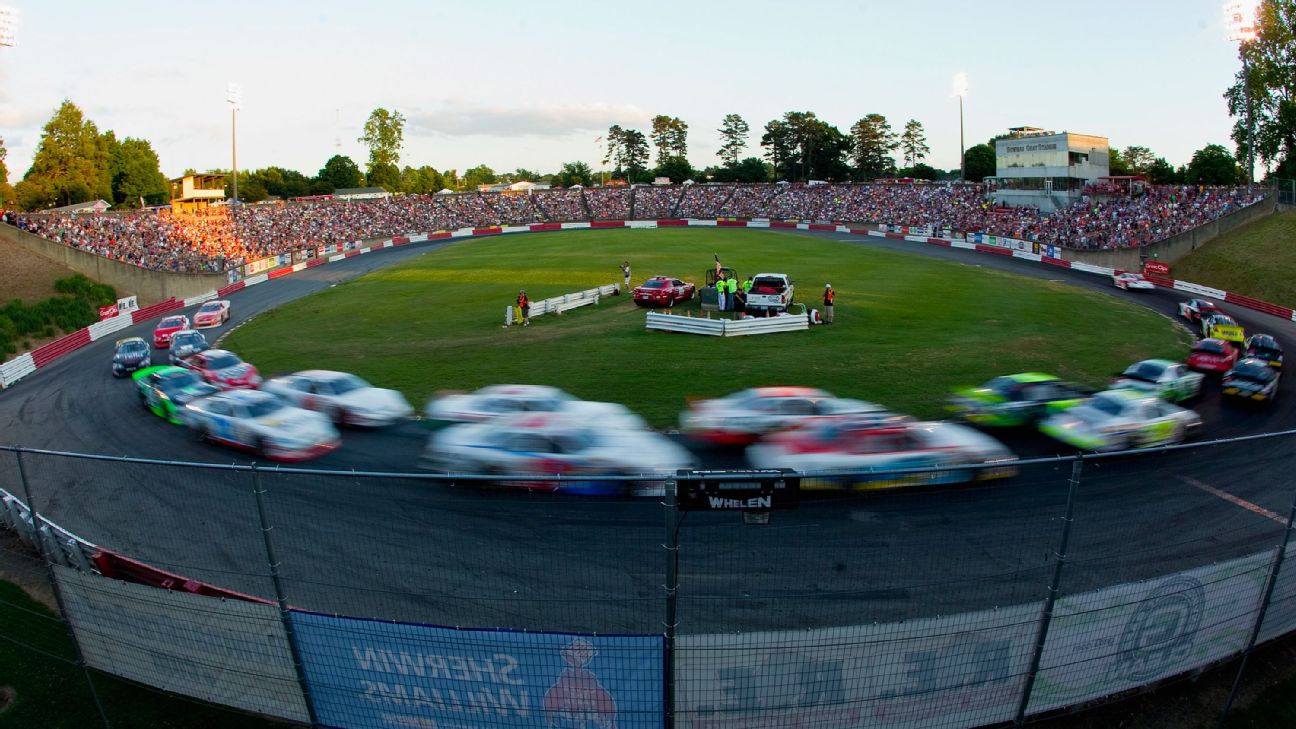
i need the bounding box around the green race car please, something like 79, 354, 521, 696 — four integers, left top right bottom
132, 365, 221, 424
948, 372, 1093, 427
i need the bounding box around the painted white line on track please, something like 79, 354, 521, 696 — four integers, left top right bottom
1183, 476, 1286, 525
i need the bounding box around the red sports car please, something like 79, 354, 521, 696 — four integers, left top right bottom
1187, 338, 1239, 374
153, 315, 191, 348
632, 276, 695, 307
179, 349, 262, 390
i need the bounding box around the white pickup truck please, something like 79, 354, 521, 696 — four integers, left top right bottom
745, 273, 795, 314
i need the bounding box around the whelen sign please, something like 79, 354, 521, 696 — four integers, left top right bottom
676, 469, 800, 514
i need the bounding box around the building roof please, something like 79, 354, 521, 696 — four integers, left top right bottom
333, 187, 390, 196
48, 199, 111, 213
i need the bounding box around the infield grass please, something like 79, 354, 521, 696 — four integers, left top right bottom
223, 228, 1192, 427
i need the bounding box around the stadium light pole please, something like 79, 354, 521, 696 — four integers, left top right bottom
952, 73, 969, 182
226, 83, 242, 220
1224, 1, 1257, 189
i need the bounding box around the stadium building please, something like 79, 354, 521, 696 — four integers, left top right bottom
993, 127, 1109, 212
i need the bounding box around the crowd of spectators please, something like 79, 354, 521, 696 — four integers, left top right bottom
7, 182, 1267, 275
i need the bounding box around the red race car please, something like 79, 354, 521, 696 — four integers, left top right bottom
1187, 338, 1239, 374
193, 299, 231, 328
179, 349, 262, 390
632, 276, 695, 307
153, 315, 191, 348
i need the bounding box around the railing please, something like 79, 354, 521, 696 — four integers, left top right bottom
3, 433, 1296, 728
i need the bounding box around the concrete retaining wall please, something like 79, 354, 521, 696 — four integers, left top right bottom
0, 223, 228, 305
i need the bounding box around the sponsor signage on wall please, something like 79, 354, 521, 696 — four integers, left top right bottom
1143, 260, 1171, 276
98, 304, 118, 320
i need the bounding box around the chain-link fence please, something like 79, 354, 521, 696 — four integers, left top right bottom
1277, 178, 1295, 207
3, 434, 1296, 728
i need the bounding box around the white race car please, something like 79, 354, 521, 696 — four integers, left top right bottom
168, 329, 210, 365
193, 299, 231, 328
1039, 389, 1202, 452
425, 384, 644, 428
1112, 272, 1155, 291
262, 370, 413, 426
183, 389, 341, 461
420, 413, 695, 495
747, 417, 1017, 490
681, 386, 896, 445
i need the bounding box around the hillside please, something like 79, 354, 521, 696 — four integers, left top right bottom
1170, 208, 1296, 308
0, 233, 87, 304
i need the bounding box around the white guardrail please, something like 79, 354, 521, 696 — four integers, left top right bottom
646, 310, 811, 337
505, 283, 620, 325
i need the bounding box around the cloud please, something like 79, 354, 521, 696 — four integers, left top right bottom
409, 101, 647, 138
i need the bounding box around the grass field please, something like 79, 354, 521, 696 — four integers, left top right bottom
223, 228, 1192, 427
1171, 209, 1296, 308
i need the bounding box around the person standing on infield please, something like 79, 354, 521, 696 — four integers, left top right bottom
517, 289, 531, 327
822, 284, 834, 324
621, 261, 631, 291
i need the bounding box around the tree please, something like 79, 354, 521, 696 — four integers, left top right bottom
0, 137, 15, 207
1147, 157, 1179, 184
16, 100, 113, 209
899, 163, 940, 181
464, 164, 497, 189
717, 113, 750, 167
1108, 148, 1131, 176
1123, 145, 1155, 175
317, 155, 363, 190
1186, 144, 1242, 184
620, 129, 651, 182
731, 156, 772, 183
107, 135, 168, 208
759, 112, 850, 182
552, 161, 593, 188
962, 144, 995, 182
399, 165, 444, 195
849, 114, 898, 180
899, 119, 931, 169
358, 108, 406, 189
1224, 0, 1296, 179
650, 115, 689, 164
655, 155, 694, 183
603, 125, 625, 178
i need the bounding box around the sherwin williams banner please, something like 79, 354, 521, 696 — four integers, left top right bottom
290, 610, 663, 729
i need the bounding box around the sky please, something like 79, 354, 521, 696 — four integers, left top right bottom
0, 1, 1250, 183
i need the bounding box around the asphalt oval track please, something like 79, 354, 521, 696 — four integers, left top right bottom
2, 228, 1295, 635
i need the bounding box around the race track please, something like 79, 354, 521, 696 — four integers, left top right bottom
2, 228, 1294, 635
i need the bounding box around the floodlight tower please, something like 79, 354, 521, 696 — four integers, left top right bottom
226, 83, 242, 219
952, 73, 969, 182
0, 5, 17, 48
1224, 0, 1258, 187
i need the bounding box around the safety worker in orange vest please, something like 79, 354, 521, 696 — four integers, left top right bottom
823, 284, 834, 324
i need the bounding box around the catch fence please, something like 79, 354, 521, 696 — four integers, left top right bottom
2, 433, 1295, 728
1276, 178, 1296, 207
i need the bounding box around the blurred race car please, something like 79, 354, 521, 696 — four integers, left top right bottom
632, 276, 695, 307
1178, 298, 1221, 325
420, 413, 696, 495
1186, 338, 1240, 374
111, 337, 151, 378
1112, 359, 1203, 403
153, 315, 191, 348
746, 417, 1017, 490
132, 365, 220, 424
183, 389, 340, 461
1200, 313, 1245, 349
681, 387, 895, 446
948, 373, 1092, 427
1039, 389, 1202, 452
1245, 334, 1284, 369
262, 370, 413, 426
178, 349, 262, 390
167, 329, 210, 365
1112, 272, 1155, 291
425, 384, 643, 428
1222, 358, 1281, 404
192, 300, 231, 328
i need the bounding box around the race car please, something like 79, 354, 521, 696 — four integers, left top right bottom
132, 365, 220, 424
261, 370, 414, 426
1222, 358, 1281, 404
1112, 272, 1155, 291
1199, 311, 1245, 344
1039, 389, 1202, 452
153, 315, 191, 348
680, 387, 896, 446
746, 417, 1017, 490
632, 276, 695, 307
111, 337, 151, 378
948, 373, 1093, 427
167, 329, 210, 365
1112, 359, 1203, 403
1178, 298, 1222, 325
177, 349, 262, 390
1245, 334, 1284, 370
192, 299, 231, 328
183, 389, 340, 462
425, 384, 644, 429
419, 413, 696, 495
1186, 338, 1240, 375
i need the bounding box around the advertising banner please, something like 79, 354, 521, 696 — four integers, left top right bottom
676, 602, 1040, 729
98, 304, 118, 320
243, 256, 278, 276
55, 565, 309, 722
290, 611, 664, 729
1144, 260, 1171, 276
116, 295, 139, 314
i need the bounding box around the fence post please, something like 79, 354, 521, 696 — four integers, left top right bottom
662, 476, 681, 729
1215, 483, 1296, 728
250, 463, 320, 727
14, 448, 111, 729
1014, 456, 1083, 726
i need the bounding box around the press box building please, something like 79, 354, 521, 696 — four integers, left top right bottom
993, 127, 1109, 212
